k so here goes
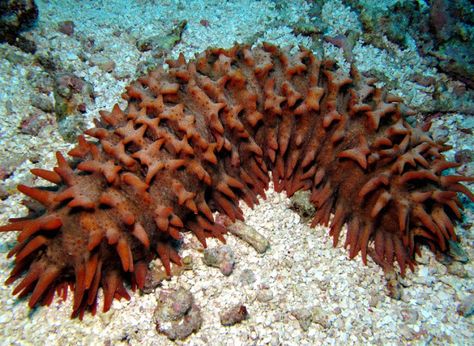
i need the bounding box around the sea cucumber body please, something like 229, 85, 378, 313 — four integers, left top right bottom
1, 44, 472, 318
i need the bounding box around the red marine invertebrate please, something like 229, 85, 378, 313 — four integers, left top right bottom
1, 44, 472, 318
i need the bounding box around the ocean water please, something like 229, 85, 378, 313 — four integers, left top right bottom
0, 1, 473, 345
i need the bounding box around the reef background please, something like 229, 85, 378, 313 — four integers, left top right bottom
0, 1, 472, 345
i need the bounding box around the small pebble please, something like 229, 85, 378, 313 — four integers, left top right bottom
30, 94, 54, 112
202, 245, 235, 276
385, 270, 402, 300
153, 288, 202, 340
256, 288, 273, 302
447, 262, 468, 278
155, 288, 192, 320
58, 20, 75, 36
448, 240, 469, 263
289, 190, 315, 220
227, 220, 269, 254
436, 253, 453, 265
369, 295, 381, 308
76, 103, 86, 113
55, 73, 85, 94
400, 308, 419, 324
239, 269, 256, 285
399, 326, 415, 340
89, 55, 116, 72
312, 307, 329, 328
20, 113, 50, 136
0, 185, 9, 200
270, 333, 280, 346
457, 295, 474, 317
142, 264, 188, 294
454, 149, 473, 164
416, 252, 430, 265
411, 73, 436, 87
220, 304, 249, 326
5, 99, 13, 113
291, 308, 313, 331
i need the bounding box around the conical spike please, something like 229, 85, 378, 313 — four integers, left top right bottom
132, 223, 150, 249
72, 265, 86, 312
134, 261, 148, 290
0, 220, 30, 232
18, 216, 62, 242
102, 271, 119, 313
156, 242, 171, 276
87, 260, 102, 305
15, 236, 47, 262
17, 185, 55, 206
12, 263, 43, 295
85, 253, 99, 289
359, 225, 372, 265
116, 238, 133, 272
30, 168, 62, 184
28, 267, 60, 308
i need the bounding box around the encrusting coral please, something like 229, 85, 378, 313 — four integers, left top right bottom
1, 44, 472, 319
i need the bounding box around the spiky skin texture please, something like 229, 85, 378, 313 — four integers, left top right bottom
1, 44, 472, 319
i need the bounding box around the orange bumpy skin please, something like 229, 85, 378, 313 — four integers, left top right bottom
1, 44, 472, 318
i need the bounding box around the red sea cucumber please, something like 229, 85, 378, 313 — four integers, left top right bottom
1, 44, 472, 318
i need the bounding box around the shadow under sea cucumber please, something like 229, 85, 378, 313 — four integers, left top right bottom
0, 43, 472, 319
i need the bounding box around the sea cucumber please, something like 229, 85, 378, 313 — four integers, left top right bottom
1, 43, 472, 319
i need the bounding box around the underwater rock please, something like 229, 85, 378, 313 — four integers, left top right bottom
55, 73, 87, 98
429, 0, 455, 42
136, 20, 187, 52
0, 0, 38, 50
19, 112, 51, 136
457, 295, 474, 317
347, 0, 430, 48
447, 262, 468, 278
385, 270, 403, 300
89, 54, 116, 73
153, 288, 202, 340
227, 220, 269, 254
34, 50, 59, 72
256, 287, 273, 303
291, 308, 313, 331
311, 306, 330, 328
400, 308, 419, 324
30, 93, 54, 113
436, 41, 474, 89
368, 294, 381, 308
203, 245, 235, 276
410, 73, 436, 88
324, 33, 357, 62
447, 240, 469, 263
454, 149, 473, 165
199, 19, 210, 28
347, 0, 474, 88
142, 258, 192, 294
57, 20, 74, 36
239, 269, 257, 285
290, 190, 316, 221
220, 304, 249, 326
53, 72, 93, 141
0, 185, 8, 201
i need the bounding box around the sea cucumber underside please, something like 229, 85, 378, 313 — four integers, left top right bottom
0, 43, 472, 319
